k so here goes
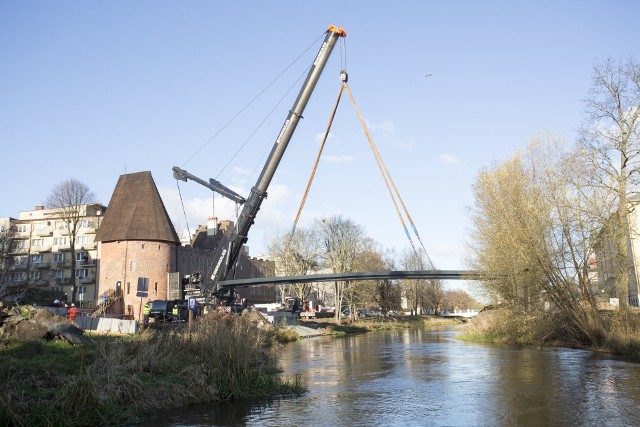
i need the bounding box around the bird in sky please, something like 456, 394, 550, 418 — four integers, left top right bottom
425, 73, 432, 77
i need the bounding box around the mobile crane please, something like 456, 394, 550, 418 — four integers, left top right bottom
173, 25, 346, 307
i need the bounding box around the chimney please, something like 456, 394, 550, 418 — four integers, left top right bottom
35, 205, 44, 211
207, 217, 218, 236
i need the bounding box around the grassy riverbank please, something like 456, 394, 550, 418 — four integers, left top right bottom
270, 315, 465, 342
459, 308, 640, 359
0, 312, 303, 426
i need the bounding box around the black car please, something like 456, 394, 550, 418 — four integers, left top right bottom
148, 300, 184, 322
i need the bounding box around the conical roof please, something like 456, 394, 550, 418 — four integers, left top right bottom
96, 171, 180, 244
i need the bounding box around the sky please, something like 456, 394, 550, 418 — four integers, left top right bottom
2, 1, 639, 292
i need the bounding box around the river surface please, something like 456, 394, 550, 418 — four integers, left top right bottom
142, 328, 640, 426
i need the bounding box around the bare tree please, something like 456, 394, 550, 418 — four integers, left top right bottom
0, 221, 19, 300
0, 221, 52, 301
401, 248, 442, 314
469, 134, 604, 343
314, 215, 365, 322
351, 240, 401, 316
578, 57, 640, 308
266, 227, 319, 302
45, 179, 96, 304
442, 289, 480, 312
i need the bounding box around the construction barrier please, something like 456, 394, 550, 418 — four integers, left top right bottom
41, 307, 138, 334
75, 317, 138, 334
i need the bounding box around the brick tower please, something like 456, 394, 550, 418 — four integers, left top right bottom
95, 171, 180, 320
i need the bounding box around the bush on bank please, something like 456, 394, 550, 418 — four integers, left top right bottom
460, 308, 640, 359
0, 312, 303, 427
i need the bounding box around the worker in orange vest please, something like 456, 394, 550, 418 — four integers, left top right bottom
66, 303, 79, 322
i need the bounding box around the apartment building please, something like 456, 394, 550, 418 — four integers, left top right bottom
2, 204, 106, 303
592, 199, 640, 307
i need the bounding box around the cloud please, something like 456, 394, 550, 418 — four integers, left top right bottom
366, 119, 415, 149
232, 166, 251, 175
368, 120, 396, 133
431, 242, 463, 258
438, 154, 464, 165
323, 155, 354, 164
314, 132, 335, 143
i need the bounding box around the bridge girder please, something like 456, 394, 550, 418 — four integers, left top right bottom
218, 270, 505, 288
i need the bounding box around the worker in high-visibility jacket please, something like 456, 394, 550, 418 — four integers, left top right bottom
203, 305, 209, 316
66, 304, 79, 322
172, 305, 179, 322
143, 303, 151, 325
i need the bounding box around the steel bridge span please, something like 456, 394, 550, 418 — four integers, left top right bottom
218, 270, 503, 289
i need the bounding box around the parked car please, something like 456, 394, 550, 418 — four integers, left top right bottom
148, 300, 185, 322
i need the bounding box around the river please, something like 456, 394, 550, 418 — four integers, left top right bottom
142, 327, 640, 426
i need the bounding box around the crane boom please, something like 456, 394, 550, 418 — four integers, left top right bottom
177, 25, 346, 300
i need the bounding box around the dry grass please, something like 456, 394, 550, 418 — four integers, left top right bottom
0, 312, 304, 426
460, 307, 640, 359
600, 311, 640, 358
459, 308, 570, 347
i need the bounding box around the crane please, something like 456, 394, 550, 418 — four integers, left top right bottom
173, 25, 346, 306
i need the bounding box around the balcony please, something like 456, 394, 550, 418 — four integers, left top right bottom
33, 228, 53, 237
10, 247, 28, 255
52, 260, 70, 269
35, 262, 51, 269
80, 277, 95, 284
12, 263, 28, 270
80, 227, 96, 234
81, 243, 97, 251
58, 245, 71, 251
32, 245, 52, 253
80, 259, 96, 267
54, 277, 69, 285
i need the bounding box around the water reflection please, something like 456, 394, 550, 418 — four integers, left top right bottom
143, 328, 640, 426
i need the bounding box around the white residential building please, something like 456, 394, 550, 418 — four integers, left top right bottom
2, 204, 106, 303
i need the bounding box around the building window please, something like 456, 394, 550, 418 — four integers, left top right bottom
32, 238, 44, 247
79, 219, 92, 228
53, 270, 64, 279
30, 271, 41, 280
131, 261, 136, 271
76, 252, 87, 262
16, 225, 28, 233
30, 254, 43, 264
56, 221, 68, 231
77, 235, 89, 245
127, 282, 130, 295
54, 237, 67, 246
9, 272, 25, 282
53, 253, 65, 263
12, 240, 27, 250
34, 222, 48, 232
13, 256, 26, 265
77, 286, 86, 294
53, 286, 63, 294
154, 282, 158, 293
75, 269, 88, 278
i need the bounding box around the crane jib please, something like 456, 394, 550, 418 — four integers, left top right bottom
275, 119, 290, 145
203, 26, 346, 299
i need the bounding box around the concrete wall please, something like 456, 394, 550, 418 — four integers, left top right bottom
42, 307, 138, 334
76, 316, 138, 334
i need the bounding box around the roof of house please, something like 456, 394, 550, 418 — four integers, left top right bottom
95, 171, 180, 244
